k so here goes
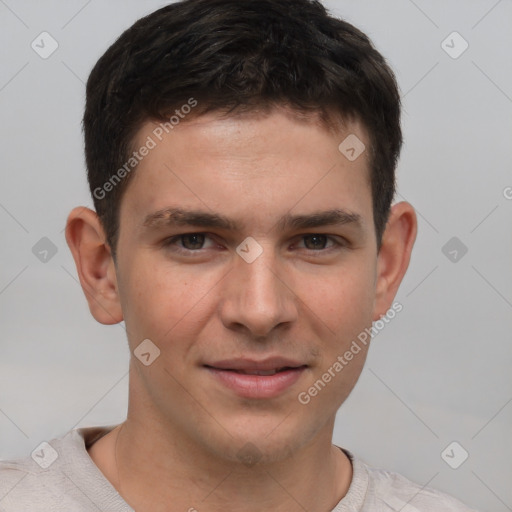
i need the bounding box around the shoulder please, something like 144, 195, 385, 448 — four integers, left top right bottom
0, 425, 125, 511
368, 465, 476, 511
0, 447, 65, 510
344, 450, 478, 511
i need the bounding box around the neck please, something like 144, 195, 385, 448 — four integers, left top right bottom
89, 417, 352, 512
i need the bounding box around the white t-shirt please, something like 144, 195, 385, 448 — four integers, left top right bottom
0, 425, 477, 511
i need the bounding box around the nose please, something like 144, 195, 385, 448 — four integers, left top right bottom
218, 246, 298, 338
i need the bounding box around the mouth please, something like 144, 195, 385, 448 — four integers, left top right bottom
205, 366, 305, 375
203, 359, 308, 398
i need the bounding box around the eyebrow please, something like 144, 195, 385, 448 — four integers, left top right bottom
142, 207, 364, 233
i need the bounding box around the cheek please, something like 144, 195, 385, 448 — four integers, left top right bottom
302, 257, 376, 337
319, 263, 375, 397
118, 256, 219, 348
298, 273, 374, 412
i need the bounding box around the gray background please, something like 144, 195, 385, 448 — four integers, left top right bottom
0, 1, 511, 510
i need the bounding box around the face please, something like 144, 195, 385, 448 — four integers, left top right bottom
113, 109, 381, 463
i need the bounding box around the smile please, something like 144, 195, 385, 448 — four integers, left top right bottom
204, 359, 308, 399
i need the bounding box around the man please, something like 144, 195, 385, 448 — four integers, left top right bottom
0, 0, 477, 510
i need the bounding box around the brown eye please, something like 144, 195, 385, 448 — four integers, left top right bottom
180, 233, 206, 250
163, 233, 216, 254
302, 234, 330, 250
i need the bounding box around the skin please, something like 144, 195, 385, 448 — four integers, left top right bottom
65, 108, 417, 512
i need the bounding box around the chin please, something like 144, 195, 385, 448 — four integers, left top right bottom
213, 436, 298, 467
200, 415, 322, 467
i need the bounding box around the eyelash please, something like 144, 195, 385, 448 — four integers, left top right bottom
162, 232, 347, 256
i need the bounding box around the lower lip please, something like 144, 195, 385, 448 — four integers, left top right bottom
206, 367, 307, 399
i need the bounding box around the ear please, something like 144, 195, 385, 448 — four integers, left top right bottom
372, 201, 417, 321
65, 207, 123, 325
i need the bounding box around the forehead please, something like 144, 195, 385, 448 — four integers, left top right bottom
131, 106, 369, 169
120, 108, 373, 231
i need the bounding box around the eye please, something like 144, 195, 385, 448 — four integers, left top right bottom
163, 233, 216, 252
297, 234, 339, 251
179, 233, 208, 250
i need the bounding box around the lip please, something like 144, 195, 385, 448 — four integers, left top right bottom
205, 357, 305, 371
204, 357, 308, 399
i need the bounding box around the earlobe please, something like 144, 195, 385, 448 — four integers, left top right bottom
373, 201, 417, 321
65, 207, 123, 325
